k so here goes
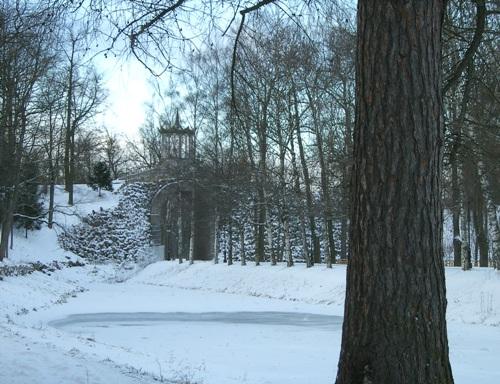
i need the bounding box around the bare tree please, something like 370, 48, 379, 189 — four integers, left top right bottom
0, 1, 61, 260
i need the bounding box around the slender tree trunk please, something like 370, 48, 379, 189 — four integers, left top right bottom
451, 62, 474, 266
189, 192, 195, 265
266, 208, 276, 265
256, 188, 265, 266
451, 154, 462, 266
47, 109, 56, 229
290, 129, 311, 267
488, 201, 500, 269
336, 2, 453, 383
0, 204, 14, 260
213, 209, 219, 264
277, 226, 284, 263
465, 156, 489, 267
68, 132, 75, 205
341, 80, 353, 261
475, 207, 489, 267
164, 201, 172, 261
48, 181, 55, 229
240, 227, 246, 266
0, 111, 27, 260
339, 218, 347, 261
222, 228, 227, 263
462, 204, 472, 270
278, 132, 293, 267
256, 107, 269, 265
333, 127, 348, 262
228, 219, 233, 266
177, 192, 183, 264
307, 89, 335, 267
64, 44, 75, 203
293, 90, 319, 265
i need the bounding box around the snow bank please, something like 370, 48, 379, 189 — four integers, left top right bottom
446, 267, 500, 325
5, 184, 121, 265
0, 264, 125, 320
132, 261, 500, 325
0, 328, 158, 384
132, 262, 346, 309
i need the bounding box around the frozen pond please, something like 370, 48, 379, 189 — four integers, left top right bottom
49, 311, 343, 384
49, 311, 343, 329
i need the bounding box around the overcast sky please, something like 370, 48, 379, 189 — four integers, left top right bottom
93, 54, 152, 139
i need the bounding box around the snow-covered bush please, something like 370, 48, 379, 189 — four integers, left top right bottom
59, 183, 156, 263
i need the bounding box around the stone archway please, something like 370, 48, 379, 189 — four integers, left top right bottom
150, 181, 213, 261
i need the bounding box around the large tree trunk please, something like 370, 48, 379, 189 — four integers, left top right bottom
336, 2, 453, 383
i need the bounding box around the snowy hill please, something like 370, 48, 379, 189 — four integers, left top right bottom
4, 184, 121, 266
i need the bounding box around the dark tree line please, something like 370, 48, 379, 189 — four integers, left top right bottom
443, 0, 500, 269
0, 1, 120, 260
124, 1, 498, 270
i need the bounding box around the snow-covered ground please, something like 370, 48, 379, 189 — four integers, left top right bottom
3, 184, 120, 266
1, 184, 500, 383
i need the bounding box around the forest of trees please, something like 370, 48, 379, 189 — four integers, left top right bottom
0, 1, 498, 267
113, 0, 500, 270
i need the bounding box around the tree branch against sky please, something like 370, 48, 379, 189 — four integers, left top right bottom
75, 0, 315, 75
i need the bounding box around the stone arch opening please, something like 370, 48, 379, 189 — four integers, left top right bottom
151, 181, 213, 261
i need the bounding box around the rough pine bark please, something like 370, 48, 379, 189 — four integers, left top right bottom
336, 2, 454, 383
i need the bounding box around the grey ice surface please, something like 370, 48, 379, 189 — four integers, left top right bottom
50, 311, 343, 330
